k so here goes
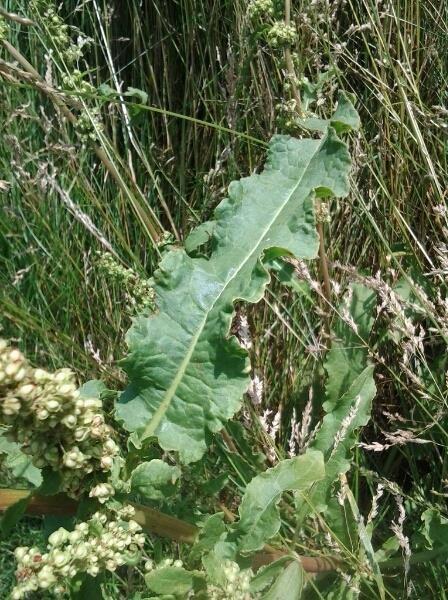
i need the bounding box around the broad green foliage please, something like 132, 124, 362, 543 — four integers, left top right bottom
263, 561, 304, 600
145, 566, 196, 596
324, 284, 375, 408
130, 459, 181, 500
0, 435, 42, 487
421, 509, 448, 548
117, 127, 353, 463
297, 284, 377, 518
298, 92, 361, 134
234, 450, 325, 553
0, 495, 30, 538
249, 557, 292, 594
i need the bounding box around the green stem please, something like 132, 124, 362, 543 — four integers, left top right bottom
284, 0, 302, 116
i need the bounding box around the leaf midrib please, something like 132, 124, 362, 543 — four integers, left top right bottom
142, 137, 324, 440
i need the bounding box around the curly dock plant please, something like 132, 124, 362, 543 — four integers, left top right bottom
0, 93, 371, 598
117, 118, 355, 463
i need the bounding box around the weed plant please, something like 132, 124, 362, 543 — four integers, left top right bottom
0, 0, 447, 598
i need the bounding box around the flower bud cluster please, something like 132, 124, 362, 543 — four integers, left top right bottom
12, 506, 145, 599
274, 98, 303, 133
266, 22, 297, 48
247, 0, 275, 19
96, 251, 155, 315
75, 107, 104, 143
89, 482, 115, 504
29, 1, 82, 65
0, 339, 119, 497
0, 16, 9, 41
144, 557, 184, 572
208, 561, 255, 600
62, 70, 95, 96
316, 201, 331, 224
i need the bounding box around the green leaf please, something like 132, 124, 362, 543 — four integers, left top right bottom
330, 93, 361, 134
130, 459, 181, 500
124, 86, 149, 105
298, 93, 360, 134
324, 497, 358, 553
250, 557, 293, 593
297, 285, 376, 519
0, 495, 30, 537
98, 83, 117, 98
325, 284, 375, 409
38, 468, 63, 496
300, 70, 339, 112
145, 566, 194, 596
263, 561, 304, 600
0, 433, 42, 487
79, 379, 106, 398
234, 450, 325, 553
268, 258, 314, 302
199, 473, 229, 495
421, 508, 448, 548
374, 536, 400, 563
190, 513, 227, 561
184, 220, 216, 254
117, 128, 355, 463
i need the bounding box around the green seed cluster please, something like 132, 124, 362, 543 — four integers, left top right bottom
275, 98, 303, 131
0, 15, 9, 41
144, 557, 184, 572
29, 2, 102, 143
62, 70, 95, 95
208, 561, 254, 600
12, 506, 145, 599
97, 252, 156, 315
75, 106, 104, 143
316, 201, 331, 223
266, 22, 297, 48
0, 339, 119, 497
247, 0, 275, 19
29, 0, 82, 65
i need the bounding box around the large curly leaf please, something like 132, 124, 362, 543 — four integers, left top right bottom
116, 128, 354, 462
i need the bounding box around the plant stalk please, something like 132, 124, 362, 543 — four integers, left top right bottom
0, 6, 34, 26
0, 488, 340, 573
284, 0, 302, 116
316, 206, 332, 336
282, 1, 332, 335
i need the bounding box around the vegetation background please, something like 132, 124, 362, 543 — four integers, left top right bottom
0, 0, 447, 597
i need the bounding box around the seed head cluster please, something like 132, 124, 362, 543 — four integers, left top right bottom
266, 22, 297, 48
12, 506, 145, 599
29, 0, 83, 64
96, 251, 155, 315
0, 339, 119, 497
0, 15, 8, 40
208, 561, 255, 600
247, 0, 275, 19
144, 558, 256, 600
